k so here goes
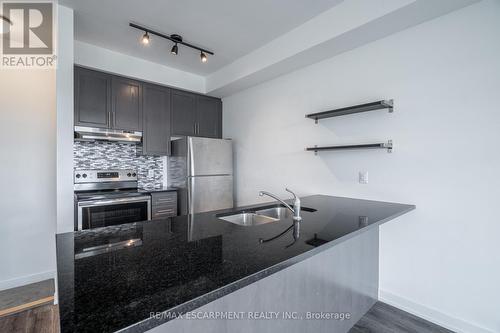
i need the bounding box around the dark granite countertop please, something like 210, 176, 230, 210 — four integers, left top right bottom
56, 195, 414, 333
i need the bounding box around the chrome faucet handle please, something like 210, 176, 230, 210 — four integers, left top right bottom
285, 188, 302, 221
285, 188, 298, 200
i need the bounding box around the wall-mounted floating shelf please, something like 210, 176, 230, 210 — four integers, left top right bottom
306, 99, 393, 123
306, 140, 393, 154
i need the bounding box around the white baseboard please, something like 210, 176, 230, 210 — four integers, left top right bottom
0, 270, 55, 291
379, 290, 495, 333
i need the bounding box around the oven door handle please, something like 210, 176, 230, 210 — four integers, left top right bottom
78, 196, 151, 207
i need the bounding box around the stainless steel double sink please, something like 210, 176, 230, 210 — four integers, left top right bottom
217, 204, 315, 226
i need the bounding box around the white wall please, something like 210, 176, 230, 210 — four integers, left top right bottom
0, 70, 57, 290
56, 5, 75, 234
0, 4, 72, 291
74, 41, 205, 94
223, 1, 500, 332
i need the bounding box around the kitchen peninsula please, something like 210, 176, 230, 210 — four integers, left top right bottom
56, 195, 414, 333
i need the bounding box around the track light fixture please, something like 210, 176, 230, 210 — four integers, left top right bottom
171, 43, 178, 55
130, 23, 214, 63
141, 32, 150, 45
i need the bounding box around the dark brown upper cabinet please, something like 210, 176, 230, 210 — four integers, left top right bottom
74, 66, 222, 154
74, 67, 111, 128
171, 90, 222, 138
171, 90, 197, 136
197, 96, 222, 138
74, 66, 142, 132
112, 77, 142, 132
142, 84, 171, 156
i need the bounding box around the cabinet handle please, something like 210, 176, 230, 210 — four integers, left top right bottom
108, 112, 111, 126
154, 213, 173, 217
157, 198, 174, 203
155, 209, 174, 215
156, 209, 174, 213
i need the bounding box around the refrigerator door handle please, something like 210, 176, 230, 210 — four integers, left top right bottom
188, 176, 195, 215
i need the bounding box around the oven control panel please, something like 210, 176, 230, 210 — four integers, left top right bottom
74, 169, 137, 183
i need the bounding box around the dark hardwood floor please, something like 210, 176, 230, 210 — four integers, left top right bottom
0, 301, 453, 333
349, 302, 454, 333
0, 304, 59, 333
0, 280, 54, 317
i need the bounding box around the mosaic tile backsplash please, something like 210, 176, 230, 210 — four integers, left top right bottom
74, 141, 164, 189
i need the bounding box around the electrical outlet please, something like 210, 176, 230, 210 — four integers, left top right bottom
359, 171, 368, 184
148, 170, 155, 178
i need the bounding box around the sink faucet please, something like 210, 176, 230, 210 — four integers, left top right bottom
259, 188, 302, 221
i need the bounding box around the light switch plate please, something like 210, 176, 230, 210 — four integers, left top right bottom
359, 171, 368, 184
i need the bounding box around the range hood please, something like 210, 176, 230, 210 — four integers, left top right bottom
74, 126, 142, 143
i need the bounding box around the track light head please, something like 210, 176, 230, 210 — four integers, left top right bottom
200, 51, 207, 63
141, 32, 150, 45
171, 43, 178, 55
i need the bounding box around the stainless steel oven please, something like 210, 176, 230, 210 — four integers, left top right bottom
77, 195, 151, 230
74, 169, 151, 231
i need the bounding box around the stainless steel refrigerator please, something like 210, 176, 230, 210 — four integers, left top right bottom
169, 137, 233, 215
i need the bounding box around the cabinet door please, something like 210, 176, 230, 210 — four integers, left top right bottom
171, 90, 197, 136
142, 84, 171, 156
74, 67, 111, 128
197, 96, 222, 138
112, 77, 142, 131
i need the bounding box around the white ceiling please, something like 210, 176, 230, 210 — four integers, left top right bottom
60, 0, 344, 76
205, 0, 480, 96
